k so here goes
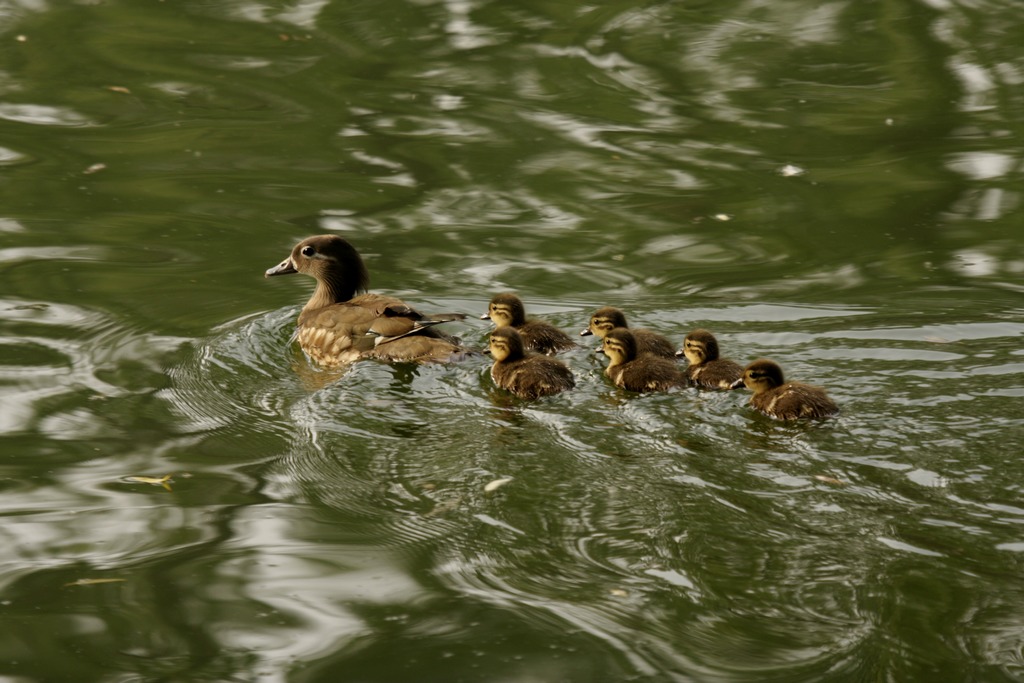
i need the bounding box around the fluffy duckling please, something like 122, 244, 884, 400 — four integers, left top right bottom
481, 293, 577, 355
731, 359, 838, 419
487, 327, 575, 399
676, 329, 743, 390
265, 235, 470, 366
580, 307, 676, 359
600, 328, 686, 393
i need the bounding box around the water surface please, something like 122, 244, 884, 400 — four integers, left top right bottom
1, 1, 1022, 681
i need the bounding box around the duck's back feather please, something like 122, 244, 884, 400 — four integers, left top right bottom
608, 356, 685, 393
751, 382, 838, 419
687, 358, 744, 390
492, 355, 575, 399
633, 329, 676, 359
518, 320, 577, 355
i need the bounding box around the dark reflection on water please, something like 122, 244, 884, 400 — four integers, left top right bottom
1, 0, 1023, 680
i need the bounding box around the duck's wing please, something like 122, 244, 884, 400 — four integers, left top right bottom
756, 383, 838, 419
365, 335, 475, 363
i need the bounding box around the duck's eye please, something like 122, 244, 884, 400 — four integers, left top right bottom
301, 245, 315, 257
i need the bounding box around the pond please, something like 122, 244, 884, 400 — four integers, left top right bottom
1, 0, 1022, 681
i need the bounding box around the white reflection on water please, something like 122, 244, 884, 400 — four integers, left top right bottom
0, 298, 186, 435
0, 103, 96, 127
1, 0, 1023, 677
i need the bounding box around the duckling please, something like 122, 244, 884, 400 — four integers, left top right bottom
580, 307, 676, 359
600, 328, 686, 393
481, 293, 577, 355
487, 327, 575, 399
676, 329, 743, 390
265, 235, 470, 366
730, 359, 838, 419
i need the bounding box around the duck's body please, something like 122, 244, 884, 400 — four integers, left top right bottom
677, 329, 743, 390
601, 328, 685, 393
487, 327, 574, 399
581, 307, 676, 359
482, 293, 576, 355
731, 359, 838, 419
266, 235, 470, 366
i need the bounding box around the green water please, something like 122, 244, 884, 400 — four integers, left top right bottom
1, 1, 1022, 681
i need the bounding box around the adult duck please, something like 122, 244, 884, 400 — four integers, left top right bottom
265, 235, 469, 366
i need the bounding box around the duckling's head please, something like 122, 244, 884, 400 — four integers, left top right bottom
601, 327, 638, 366
582, 307, 627, 338
732, 359, 785, 393
488, 327, 526, 362
678, 329, 720, 365
266, 235, 369, 302
482, 293, 526, 328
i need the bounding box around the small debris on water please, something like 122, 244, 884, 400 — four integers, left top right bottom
83, 163, 107, 175
779, 164, 805, 177
814, 475, 845, 486
64, 578, 126, 588
484, 478, 513, 492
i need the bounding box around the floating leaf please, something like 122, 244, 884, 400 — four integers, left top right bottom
127, 474, 173, 491
106, 86, 131, 94
814, 475, 845, 486
65, 578, 126, 587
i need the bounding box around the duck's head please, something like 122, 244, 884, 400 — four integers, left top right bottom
677, 329, 720, 365
600, 327, 637, 366
265, 235, 369, 303
730, 359, 785, 392
481, 293, 526, 328
487, 327, 526, 362
581, 307, 627, 338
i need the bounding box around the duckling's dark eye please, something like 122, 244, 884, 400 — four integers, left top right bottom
301, 245, 315, 257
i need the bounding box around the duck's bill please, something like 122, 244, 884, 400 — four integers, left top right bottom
579, 328, 593, 337
265, 259, 297, 277
728, 378, 745, 390
479, 314, 491, 320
